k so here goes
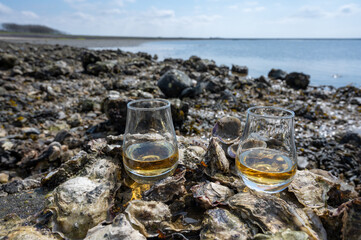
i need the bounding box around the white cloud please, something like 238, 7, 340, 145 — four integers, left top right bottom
100, 9, 124, 15
21, 11, 39, 19
111, 0, 135, 7
228, 2, 265, 12
338, 4, 360, 15
243, 6, 265, 13
145, 7, 175, 19
291, 6, 327, 19
0, 2, 12, 14
72, 11, 94, 21
194, 14, 221, 22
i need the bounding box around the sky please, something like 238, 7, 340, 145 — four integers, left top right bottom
0, 0, 361, 38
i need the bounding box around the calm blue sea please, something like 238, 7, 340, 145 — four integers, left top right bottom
105, 39, 361, 87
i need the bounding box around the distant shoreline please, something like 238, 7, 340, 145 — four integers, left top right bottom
1, 32, 361, 49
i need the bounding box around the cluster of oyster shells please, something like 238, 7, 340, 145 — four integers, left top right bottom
2, 117, 360, 240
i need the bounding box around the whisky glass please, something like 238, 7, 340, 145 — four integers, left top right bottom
236, 106, 297, 193
123, 99, 178, 184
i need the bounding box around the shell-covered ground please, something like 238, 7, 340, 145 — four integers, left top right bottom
0, 40, 360, 239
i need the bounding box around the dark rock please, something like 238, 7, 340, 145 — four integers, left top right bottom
268, 68, 287, 80
47, 60, 73, 76
68, 113, 82, 128
54, 130, 72, 144
33, 61, 73, 79
285, 72, 310, 90
86, 60, 117, 76
197, 74, 224, 93
179, 87, 198, 98
0, 54, 17, 69
18, 142, 62, 168
186, 56, 215, 72
254, 75, 271, 88
81, 51, 102, 70
41, 151, 88, 188
169, 99, 189, 129
231, 65, 248, 75
79, 99, 94, 112
2, 179, 40, 194
339, 132, 361, 147
3, 83, 18, 91
11, 66, 23, 76
157, 69, 192, 98
101, 91, 129, 130
350, 97, 361, 105
0, 148, 18, 169
21, 127, 41, 136
219, 65, 230, 76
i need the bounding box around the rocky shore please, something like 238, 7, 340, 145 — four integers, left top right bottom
0, 40, 360, 239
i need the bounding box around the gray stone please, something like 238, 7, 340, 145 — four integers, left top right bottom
285, 72, 310, 90
157, 69, 192, 98
0, 53, 17, 69
268, 68, 287, 80
231, 64, 248, 75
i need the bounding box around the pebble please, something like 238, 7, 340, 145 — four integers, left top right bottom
0, 173, 9, 184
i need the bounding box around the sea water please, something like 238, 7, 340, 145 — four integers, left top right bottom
100, 39, 361, 87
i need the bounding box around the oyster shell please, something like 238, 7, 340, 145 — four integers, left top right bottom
206, 172, 247, 193
330, 197, 361, 240
5, 226, 56, 240
212, 116, 242, 144
191, 181, 234, 209
227, 142, 239, 159
84, 213, 146, 240
124, 200, 171, 238
41, 150, 88, 188
228, 192, 323, 240
288, 170, 358, 215
203, 137, 229, 175
179, 145, 207, 170
253, 228, 309, 240
82, 157, 120, 185
200, 208, 250, 240
143, 170, 186, 202
48, 176, 111, 239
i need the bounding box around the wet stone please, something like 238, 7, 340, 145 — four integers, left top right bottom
285, 72, 310, 90
231, 65, 248, 75
268, 68, 287, 80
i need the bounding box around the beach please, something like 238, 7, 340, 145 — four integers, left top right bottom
0, 37, 360, 239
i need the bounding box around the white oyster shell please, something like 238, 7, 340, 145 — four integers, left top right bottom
49, 176, 111, 239
228, 192, 324, 240
191, 181, 234, 209
200, 208, 250, 240
84, 214, 146, 240
288, 169, 358, 215
124, 200, 171, 238
5, 226, 56, 240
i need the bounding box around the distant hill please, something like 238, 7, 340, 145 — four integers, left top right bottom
1, 23, 63, 34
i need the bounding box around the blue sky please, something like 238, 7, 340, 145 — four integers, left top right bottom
0, 0, 360, 37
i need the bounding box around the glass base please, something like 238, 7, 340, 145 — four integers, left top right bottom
124, 164, 178, 184
241, 176, 294, 193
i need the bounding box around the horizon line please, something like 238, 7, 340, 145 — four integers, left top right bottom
1, 31, 360, 40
